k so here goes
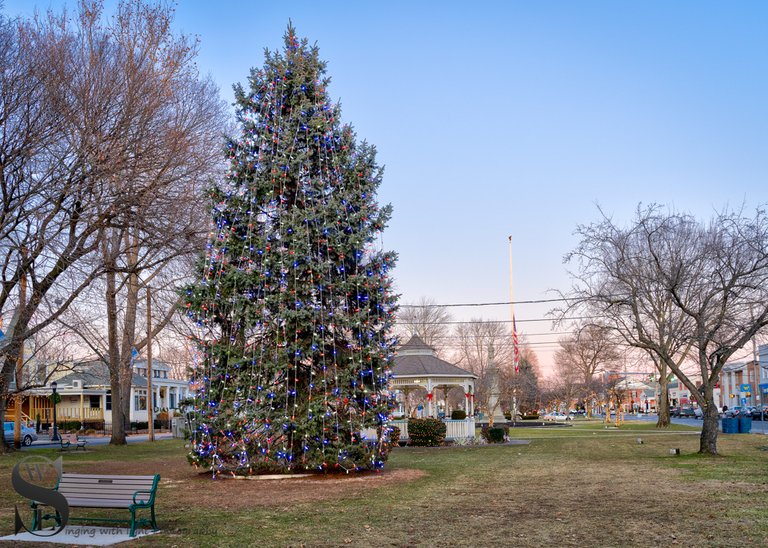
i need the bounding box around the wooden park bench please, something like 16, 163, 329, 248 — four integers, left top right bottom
58, 433, 87, 451
30, 473, 160, 537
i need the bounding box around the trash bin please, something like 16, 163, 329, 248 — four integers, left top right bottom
721, 417, 738, 433
737, 416, 752, 434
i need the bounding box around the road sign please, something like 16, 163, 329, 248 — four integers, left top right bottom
740, 384, 752, 392
741, 397, 747, 405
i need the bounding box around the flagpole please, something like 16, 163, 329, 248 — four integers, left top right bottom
508, 235, 519, 420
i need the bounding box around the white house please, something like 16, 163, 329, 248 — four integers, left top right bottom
28, 359, 191, 427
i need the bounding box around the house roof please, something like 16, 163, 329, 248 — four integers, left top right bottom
132, 359, 171, 371
56, 361, 148, 389
391, 335, 477, 378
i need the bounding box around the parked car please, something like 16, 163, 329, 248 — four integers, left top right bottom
3, 421, 38, 446
693, 407, 703, 419
669, 406, 680, 417
751, 405, 767, 421
724, 406, 750, 418
678, 406, 697, 418
543, 412, 573, 422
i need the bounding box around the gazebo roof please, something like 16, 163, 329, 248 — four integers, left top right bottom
392, 335, 477, 379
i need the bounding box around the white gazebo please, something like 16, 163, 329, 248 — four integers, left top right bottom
389, 335, 477, 440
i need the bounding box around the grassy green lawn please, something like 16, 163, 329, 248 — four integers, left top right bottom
1, 421, 766, 547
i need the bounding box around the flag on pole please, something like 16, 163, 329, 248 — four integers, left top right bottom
130, 347, 139, 366
513, 315, 520, 374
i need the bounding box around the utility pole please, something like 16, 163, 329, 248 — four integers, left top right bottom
146, 285, 154, 442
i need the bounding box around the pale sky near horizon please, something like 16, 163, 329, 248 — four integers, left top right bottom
4, 1, 767, 374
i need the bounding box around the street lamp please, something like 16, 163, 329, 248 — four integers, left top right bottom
51, 381, 60, 442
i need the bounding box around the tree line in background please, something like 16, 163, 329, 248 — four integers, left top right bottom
0, 0, 228, 449
395, 299, 626, 420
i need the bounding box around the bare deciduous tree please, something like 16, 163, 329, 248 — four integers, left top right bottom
396, 297, 453, 354
0, 1, 228, 449
452, 319, 512, 414
553, 323, 621, 412
564, 205, 697, 427
564, 204, 768, 454
38, 0, 227, 445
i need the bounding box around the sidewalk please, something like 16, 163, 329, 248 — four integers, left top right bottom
26, 431, 174, 449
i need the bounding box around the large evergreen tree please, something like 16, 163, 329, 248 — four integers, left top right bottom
184, 26, 397, 475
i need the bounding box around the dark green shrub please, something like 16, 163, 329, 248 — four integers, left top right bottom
481, 424, 509, 443
378, 424, 401, 446
408, 418, 446, 446
130, 420, 164, 431
388, 425, 401, 444
59, 420, 81, 432
451, 409, 467, 420
82, 420, 105, 431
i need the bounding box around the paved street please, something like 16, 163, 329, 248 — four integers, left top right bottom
626, 412, 768, 434
21, 432, 175, 450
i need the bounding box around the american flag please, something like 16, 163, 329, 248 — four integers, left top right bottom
513, 314, 520, 374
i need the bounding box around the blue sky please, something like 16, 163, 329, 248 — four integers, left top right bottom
4, 1, 767, 370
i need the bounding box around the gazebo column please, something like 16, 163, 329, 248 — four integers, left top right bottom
426, 379, 434, 417
464, 383, 471, 415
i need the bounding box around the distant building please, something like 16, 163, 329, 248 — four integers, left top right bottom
720, 357, 762, 409
9, 359, 191, 427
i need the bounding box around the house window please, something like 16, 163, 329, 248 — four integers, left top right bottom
106, 390, 112, 411
89, 395, 100, 409
169, 393, 176, 409
163, 371, 168, 379
134, 390, 147, 411
154, 370, 160, 378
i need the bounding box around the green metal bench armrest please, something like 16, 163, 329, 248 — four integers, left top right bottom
132, 489, 155, 506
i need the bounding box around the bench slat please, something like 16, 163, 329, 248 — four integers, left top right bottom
60, 485, 153, 492
63, 498, 147, 508
61, 474, 155, 481
59, 482, 152, 491
60, 490, 146, 499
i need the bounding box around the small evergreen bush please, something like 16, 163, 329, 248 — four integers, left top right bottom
451, 409, 467, 420
408, 418, 446, 446
59, 420, 81, 432
481, 424, 509, 443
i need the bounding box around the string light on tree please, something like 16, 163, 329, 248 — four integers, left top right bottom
183, 25, 398, 477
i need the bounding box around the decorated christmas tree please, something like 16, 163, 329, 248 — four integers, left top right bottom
184, 26, 398, 476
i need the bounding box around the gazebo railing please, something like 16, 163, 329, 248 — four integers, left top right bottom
389, 418, 476, 442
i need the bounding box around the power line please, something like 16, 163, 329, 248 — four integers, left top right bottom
399, 297, 567, 308
399, 316, 597, 325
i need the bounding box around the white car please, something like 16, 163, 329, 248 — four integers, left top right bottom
3, 421, 38, 446
543, 412, 572, 422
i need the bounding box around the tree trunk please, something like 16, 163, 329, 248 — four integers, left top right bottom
106, 232, 127, 445
119, 230, 142, 434
699, 386, 720, 455
109, 367, 126, 444
700, 403, 720, 454
656, 374, 670, 428
0, 391, 9, 453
